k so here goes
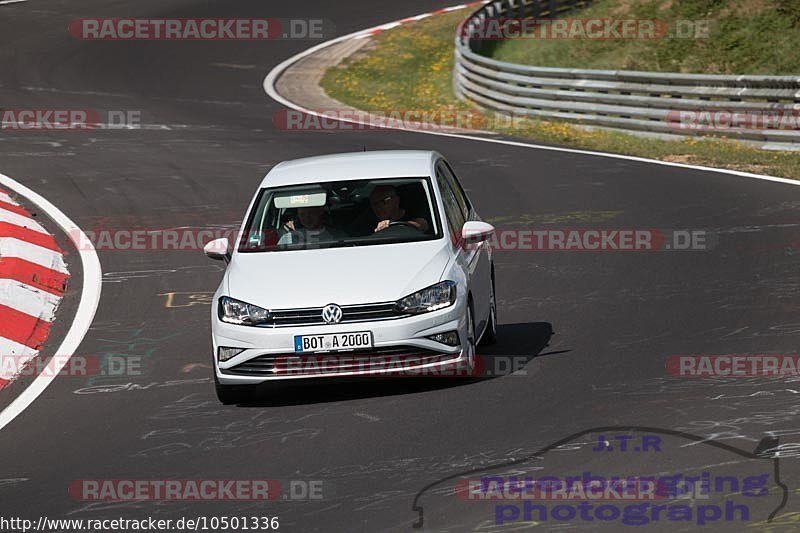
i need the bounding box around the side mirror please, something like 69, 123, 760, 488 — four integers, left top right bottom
462, 221, 495, 246
204, 237, 230, 262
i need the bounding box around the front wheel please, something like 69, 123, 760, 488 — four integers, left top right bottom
214, 372, 255, 405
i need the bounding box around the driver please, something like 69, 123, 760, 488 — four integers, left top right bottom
278, 206, 337, 245
370, 185, 429, 233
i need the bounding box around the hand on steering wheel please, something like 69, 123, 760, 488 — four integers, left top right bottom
374, 219, 418, 232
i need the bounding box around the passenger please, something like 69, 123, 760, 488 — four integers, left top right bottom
278, 206, 337, 245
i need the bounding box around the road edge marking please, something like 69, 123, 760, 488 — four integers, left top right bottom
0, 173, 102, 432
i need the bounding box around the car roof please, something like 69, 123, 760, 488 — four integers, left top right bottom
259, 150, 440, 188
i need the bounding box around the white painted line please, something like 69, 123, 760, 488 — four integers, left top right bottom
0, 279, 60, 321
0, 0, 29, 5
0, 237, 68, 273
263, 3, 800, 189
0, 208, 48, 234
0, 172, 102, 433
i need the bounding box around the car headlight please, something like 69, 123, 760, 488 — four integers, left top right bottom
396, 281, 457, 314
218, 296, 271, 326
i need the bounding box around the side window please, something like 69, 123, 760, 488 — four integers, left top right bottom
441, 160, 471, 219
436, 163, 466, 242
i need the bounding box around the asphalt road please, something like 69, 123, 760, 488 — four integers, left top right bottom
1, 0, 799, 531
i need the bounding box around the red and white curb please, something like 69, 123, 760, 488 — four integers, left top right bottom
353, 1, 487, 39
0, 187, 69, 390
0, 173, 100, 433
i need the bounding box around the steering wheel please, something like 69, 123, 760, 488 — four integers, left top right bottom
388, 221, 418, 228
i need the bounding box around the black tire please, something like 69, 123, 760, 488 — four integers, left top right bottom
464, 302, 477, 376
214, 372, 255, 405
479, 275, 498, 346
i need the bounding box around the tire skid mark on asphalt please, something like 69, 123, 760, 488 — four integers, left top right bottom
128, 394, 335, 458
0, 477, 29, 487
354, 411, 381, 422
0, 187, 69, 390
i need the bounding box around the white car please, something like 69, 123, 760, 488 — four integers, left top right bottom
204, 150, 497, 403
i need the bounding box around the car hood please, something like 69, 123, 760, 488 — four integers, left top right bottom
225, 240, 451, 309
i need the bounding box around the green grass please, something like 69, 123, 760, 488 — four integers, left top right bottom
321, 8, 800, 180
488, 0, 800, 74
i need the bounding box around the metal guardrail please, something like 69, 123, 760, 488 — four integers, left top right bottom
454, 0, 800, 144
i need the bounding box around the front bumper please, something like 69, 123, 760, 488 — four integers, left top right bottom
212, 298, 468, 384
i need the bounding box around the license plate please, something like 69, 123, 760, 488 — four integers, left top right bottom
294, 331, 373, 353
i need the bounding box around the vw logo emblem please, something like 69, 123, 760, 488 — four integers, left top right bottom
321, 303, 343, 324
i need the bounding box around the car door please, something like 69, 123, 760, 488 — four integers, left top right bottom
435, 159, 492, 335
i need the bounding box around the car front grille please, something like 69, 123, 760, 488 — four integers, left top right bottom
222, 345, 460, 376
263, 302, 406, 327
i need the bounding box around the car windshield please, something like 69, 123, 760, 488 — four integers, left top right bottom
238, 177, 441, 252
